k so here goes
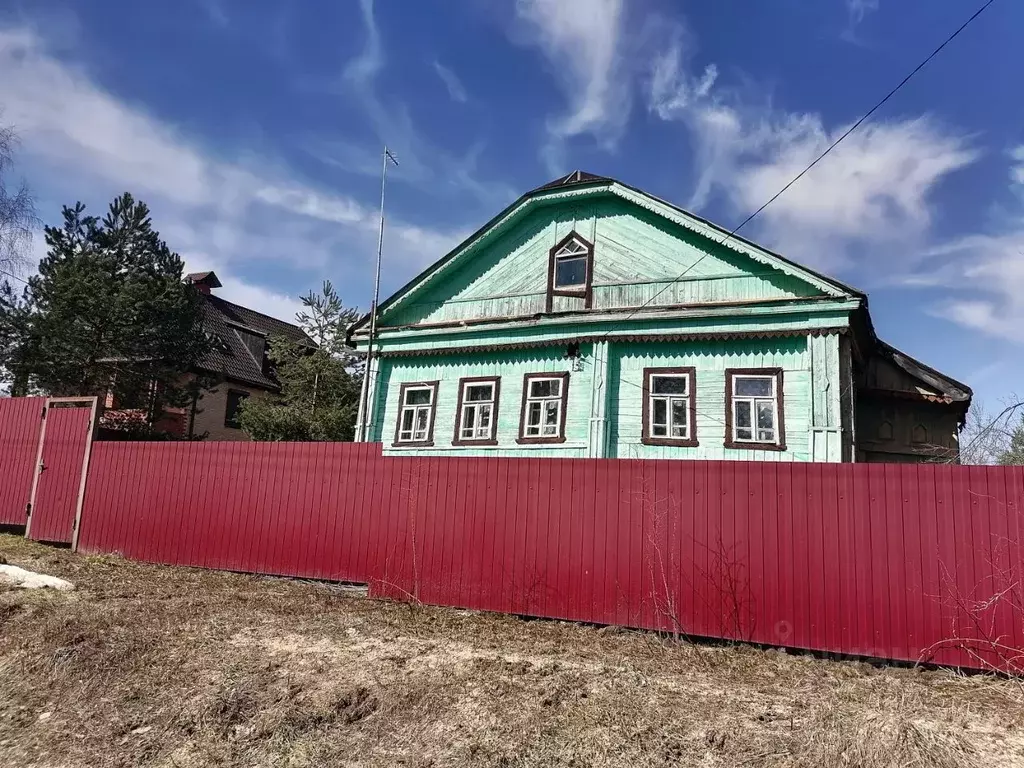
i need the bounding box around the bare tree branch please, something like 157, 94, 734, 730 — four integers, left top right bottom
0, 119, 37, 279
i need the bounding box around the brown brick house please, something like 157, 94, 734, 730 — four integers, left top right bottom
100, 271, 313, 440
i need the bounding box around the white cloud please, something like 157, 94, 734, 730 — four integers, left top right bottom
0, 25, 464, 317
646, 43, 977, 271
846, 0, 879, 26
514, 0, 629, 173
916, 154, 1024, 342
433, 61, 468, 103
1011, 145, 1024, 187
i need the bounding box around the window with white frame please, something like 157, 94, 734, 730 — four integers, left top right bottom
455, 378, 499, 443
519, 374, 568, 441
394, 382, 438, 445
551, 236, 589, 291
643, 368, 695, 445
728, 370, 784, 447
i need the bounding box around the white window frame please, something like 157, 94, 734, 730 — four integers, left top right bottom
551, 236, 590, 291
729, 372, 782, 446
455, 378, 499, 443
644, 370, 694, 444
519, 373, 568, 442
394, 382, 438, 445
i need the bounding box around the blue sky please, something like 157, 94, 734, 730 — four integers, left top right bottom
0, 0, 1022, 410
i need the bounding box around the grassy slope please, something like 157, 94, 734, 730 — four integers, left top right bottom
1, 533, 1022, 768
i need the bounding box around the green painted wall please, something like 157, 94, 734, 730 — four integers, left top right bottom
371, 347, 590, 458
370, 334, 845, 463
358, 186, 852, 463
384, 195, 823, 327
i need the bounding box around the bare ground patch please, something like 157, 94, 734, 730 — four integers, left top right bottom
0, 534, 1021, 767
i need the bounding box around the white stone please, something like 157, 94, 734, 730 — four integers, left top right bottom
0, 564, 74, 591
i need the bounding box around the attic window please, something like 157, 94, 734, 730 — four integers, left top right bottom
552, 237, 589, 289
546, 231, 594, 311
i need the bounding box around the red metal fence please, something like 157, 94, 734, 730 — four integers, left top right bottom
69, 439, 1024, 673
0, 396, 45, 526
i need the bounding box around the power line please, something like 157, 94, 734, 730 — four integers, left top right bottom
589, 0, 998, 337
0, 268, 29, 286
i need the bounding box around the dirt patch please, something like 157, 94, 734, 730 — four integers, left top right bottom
0, 534, 1021, 767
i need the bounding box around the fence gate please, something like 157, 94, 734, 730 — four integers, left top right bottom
25, 398, 97, 546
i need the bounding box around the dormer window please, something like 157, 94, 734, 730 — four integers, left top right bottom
546, 231, 594, 311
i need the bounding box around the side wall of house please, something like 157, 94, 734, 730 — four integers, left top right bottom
371, 333, 845, 462
855, 396, 961, 463
190, 382, 265, 441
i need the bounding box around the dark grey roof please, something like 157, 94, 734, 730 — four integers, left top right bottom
531, 170, 613, 192
196, 294, 313, 390
878, 340, 972, 403
186, 271, 223, 288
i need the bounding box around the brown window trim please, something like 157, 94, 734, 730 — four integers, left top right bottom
392, 381, 440, 448
516, 371, 570, 445
641, 367, 699, 447
452, 376, 501, 446
724, 368, 787, 452
545, 231, 594, 313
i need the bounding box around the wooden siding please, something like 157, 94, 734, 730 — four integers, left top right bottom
608, 337, 819, 461
384, 198, 824, 327
370, 347, 590, 458
369, 335, 845, 463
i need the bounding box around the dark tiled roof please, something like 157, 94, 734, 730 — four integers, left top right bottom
186, 270, 220, 284
531, 170, 613, 193
196, 294, 314, 390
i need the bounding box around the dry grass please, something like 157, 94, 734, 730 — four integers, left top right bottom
1, 534, 1022, 768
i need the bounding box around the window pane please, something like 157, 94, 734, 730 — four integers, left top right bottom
466, 384, 493, 402
555, 238, 588, 257
401, 410, 414, 431
544, 400, 559, 425
756, 401, 775, 430
736, 427, 753, 440
478, 404, 491, 429
652, 398, 667, 425
415, 409, 429, 433
529, 379, 559, 398
554, 255, 587, 288
735, 401, 752, 429
653, 424, 667, 437
405, 388, 432, 405
757, 428, 775, 442
652, 376, 687, 395
463, 407, 476, 430
671, 400, 687, 434
735, 377, 772, 397
528, 401, 542, 426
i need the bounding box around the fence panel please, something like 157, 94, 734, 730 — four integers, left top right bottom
0, 397, 45, 526
61, 438, 1024, 673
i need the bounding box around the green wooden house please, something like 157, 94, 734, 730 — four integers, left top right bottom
349, 172, 970, 463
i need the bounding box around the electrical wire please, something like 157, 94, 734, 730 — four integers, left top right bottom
584, 0, 998, 340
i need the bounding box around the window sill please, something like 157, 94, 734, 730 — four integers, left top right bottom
641, 437, 699, 448
515, 436, 567, 445
451, 439, 499, 447
386, 442, 586, 452
724, 440, 787, 452
391, 440, 435, 448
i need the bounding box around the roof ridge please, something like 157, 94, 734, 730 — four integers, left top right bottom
205, 293, 303, 331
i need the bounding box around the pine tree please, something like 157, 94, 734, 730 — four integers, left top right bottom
20, 193, 209, 427
238, 281, 362, 441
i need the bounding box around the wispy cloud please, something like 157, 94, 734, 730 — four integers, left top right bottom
513, 0, 629, 174
646, 41, 977, 272
917, 150, 1024, 342
433, 60, 468, 103
313, 1, 513, 211
0, 25, 464, 318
